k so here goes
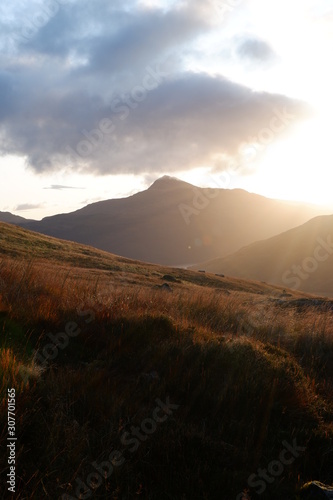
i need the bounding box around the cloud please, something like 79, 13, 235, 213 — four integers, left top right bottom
0, 70, 16, 120
4, 0, 209, 68
15, 203, 43, 211
0, 1, 311, 179
0, 67, 312, 177
43, 184, 85, 190
235, 36, 277, 64
79, 5, 207, 76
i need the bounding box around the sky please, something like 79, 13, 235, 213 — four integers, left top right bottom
0, 0, 332, 220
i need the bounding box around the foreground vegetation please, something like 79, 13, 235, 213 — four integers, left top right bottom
0, 223, 333, 499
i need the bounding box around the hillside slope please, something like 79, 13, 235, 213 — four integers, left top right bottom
192, 214, 333, 296
0, 222, 332, 499
0, 221, 300, 296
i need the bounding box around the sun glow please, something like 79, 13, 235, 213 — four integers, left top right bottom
240, 109, 333, 207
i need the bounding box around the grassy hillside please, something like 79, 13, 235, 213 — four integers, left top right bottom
0, 222, 301, 296
0, 223, 333, 499
192, 215, 333, 297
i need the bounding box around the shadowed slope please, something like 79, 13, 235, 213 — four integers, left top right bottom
192, 215, 333, 296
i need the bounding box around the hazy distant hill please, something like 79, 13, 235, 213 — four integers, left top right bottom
0, 211, 29, 224
192, 214, 333, 296
19, 176, 327, 266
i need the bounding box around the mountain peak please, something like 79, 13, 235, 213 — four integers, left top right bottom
148, 175, 192, 190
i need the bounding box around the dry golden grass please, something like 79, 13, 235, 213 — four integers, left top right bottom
0, 238, 332, 499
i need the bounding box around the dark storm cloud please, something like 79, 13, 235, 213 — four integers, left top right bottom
0, 1, 311, 177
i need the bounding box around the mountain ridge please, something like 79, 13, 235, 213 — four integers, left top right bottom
3, 176, 329, 266
0, 211, 30, 224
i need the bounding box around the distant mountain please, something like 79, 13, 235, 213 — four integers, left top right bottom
0, 211, 28, 224
19, 176, 328, 266
192, 214, 333, 296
